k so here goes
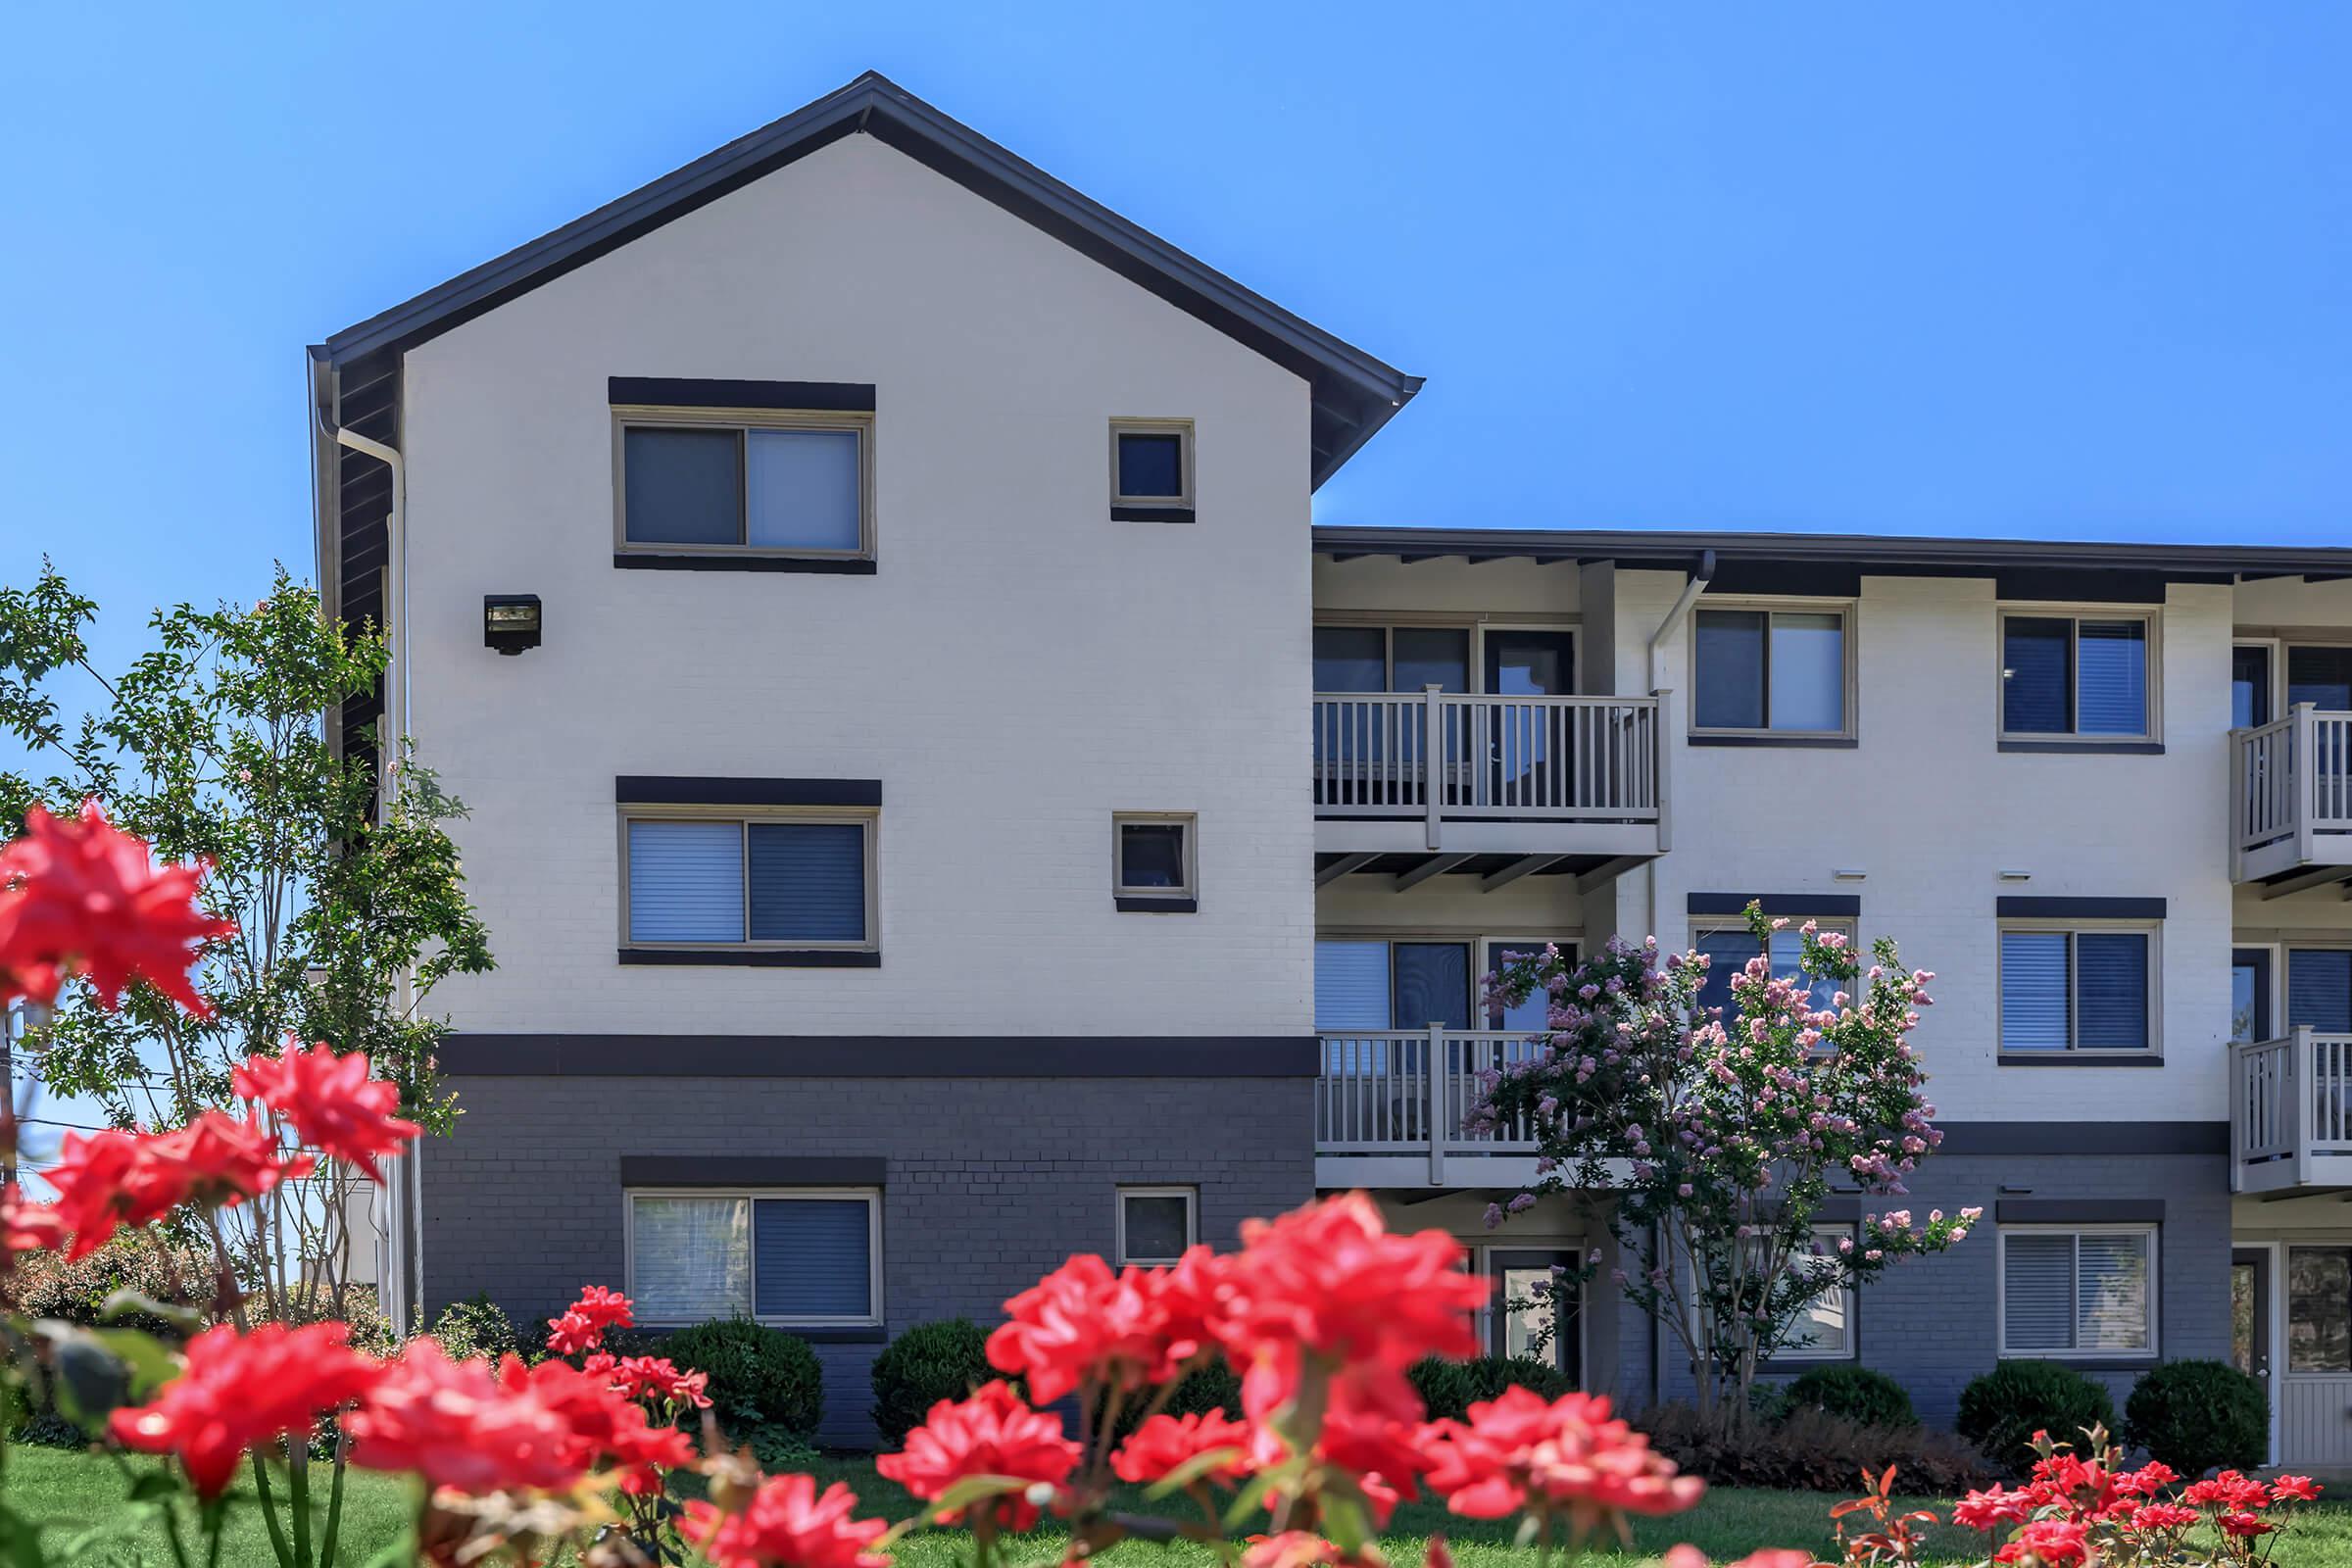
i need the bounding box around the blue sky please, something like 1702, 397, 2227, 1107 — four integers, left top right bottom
6, 1, 2350, 651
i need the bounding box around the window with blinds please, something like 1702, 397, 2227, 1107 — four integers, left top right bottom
627, 1191, 879, 1325
1999, 612, 2156, 741
1999, 1227, 2155, 1356
618, 414, 871, 559
1998, 926, 2154, 1054
625, 815, 874, 950
1691, 606, 1852, 736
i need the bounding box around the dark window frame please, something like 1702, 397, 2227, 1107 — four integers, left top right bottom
613, 406, 875, 562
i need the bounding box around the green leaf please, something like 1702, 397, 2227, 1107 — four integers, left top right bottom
1220, 1470, 1284, 1532
0, 1499, 49, 1568
926, 1474, 1034, 1516
38, 1328, 127, 1429
1142, 1446, 1245, 1499
125, 1470, 181, 1503
99, 1290, 205, 1335
89, 1328, 183, 1398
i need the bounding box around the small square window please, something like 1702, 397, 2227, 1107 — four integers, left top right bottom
1118, 1187, 1197, 1265
1110, 420, 1194, 513
1114, 814, 1196, 907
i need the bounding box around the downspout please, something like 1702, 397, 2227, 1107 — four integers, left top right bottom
1642, 549, 1713, 938
312, 397, 420, 1328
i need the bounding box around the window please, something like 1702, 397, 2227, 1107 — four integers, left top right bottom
1999, 1226, 2156, 1357
1313, 624, 1472, 695
1114, 814, 1196, 907
1489, 1249, 1583, 1385
2288, 1245, 2352, 1372
1117, 1187, 1197, 1266
2000, 612, 2156, 741
2288, 644, 2352, 711
2233, 643, 2277, 730
1314, 939, 1473, 1033
1998, 924, 2156, 1054
1110, 420, 1194, 512
2233, 947, 2275, 1046
626, 1189, 880, 1326
2286, 948, 2352, 1033
1692, 918, 1853, 1019
616, 409, 871, 559
623, 813, 875, 951
1691, 606, 1851, 736
1777, 1226, 1857, 1360
1485, 938, 1578, 1031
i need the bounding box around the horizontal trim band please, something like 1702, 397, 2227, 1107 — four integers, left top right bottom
1936, 1121, 2226, 1156
610, 375, 875, 412
1110, 505, 1195, 523
1995, 1198, 2165, 1224
618, 948, 883, 968
1115, 896, 1198, 913
1996, 896, 2167, 919
1687, 735, 1859, 750
439, 1034, 1322, 1078
1997, 740, 2166, 756
614, 553, 879, 575
619, 1155, 886, 1187
617, 776, 883, 808
1688, 893, 1863, 917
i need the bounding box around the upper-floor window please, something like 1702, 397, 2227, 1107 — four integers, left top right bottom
1998, 922, 2156, 1055
1114, 813, 1197, 909
616, 409, 872, 561
1692, 916, 1854, 1018
1110, 419, 1194, 517
1691, 605, 1851, 739
623, 811, 876, 956
2000, 610, 2156, 743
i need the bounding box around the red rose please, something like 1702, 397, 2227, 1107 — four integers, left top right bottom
685, 1473, 891, 1568
1419, 1387, 1702, 1524
2221, 1512, 2276, 1540
109, 1323, 380, 1495
1112, 1409, 1254, 1487
232, 1042, 420, 1181
875, 1380, 1080, 1532
986, 1254, 1173, 1404
346, 1340, 582, 1494
1994, 1519, 2087, 1566
2271, 1475, 2322, 1503
0, 802, 232, 1014
0, 1185, 67, 1255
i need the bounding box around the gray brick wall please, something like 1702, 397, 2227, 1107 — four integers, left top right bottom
1608, 1152, 2232, 1432
421, 1072, 1315, 1446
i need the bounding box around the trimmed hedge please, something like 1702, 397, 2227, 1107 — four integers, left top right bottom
663, 1317, 826, 1445
1639, 1403, 1991, 1492
430, 1294, 522, 1363
2124, 1359, 2267, 1476
1956, 1359, 2116, 1477
1783, 1366, 1917, 1430
1407, 1355, 1575, 1422
871, 1320, 995, 1447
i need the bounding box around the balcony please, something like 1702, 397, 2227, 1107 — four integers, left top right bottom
1312, 691, 1666, 878
2231, 1028, 2352, 1193
2231, 706, 2352, 890
1315, 1029, 1546, 1187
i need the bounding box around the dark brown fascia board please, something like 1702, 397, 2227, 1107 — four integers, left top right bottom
1309, 525, 2352, 581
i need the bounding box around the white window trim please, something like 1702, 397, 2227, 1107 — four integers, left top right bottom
617, 805, 880, 952
622, 1187, 884, 1329
1115, 1186, 1199, 1266
1995, 918, 2163, 1057
1996, 1223, 2159, 1360
1478, 1245, 1591, 1379
1109, 418, 1196, 508
1113, 812, 1198, 902
1995, 604, 2164, 745
612, 405, 876, 561
1773, 1224, 1859, 1362
1687, 597, 1858, 740
2233, 636, 2284, 731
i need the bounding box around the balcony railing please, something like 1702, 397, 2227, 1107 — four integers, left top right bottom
1312, 690, 1664, 854
2231, 705, 2352, 882
2231, 1027, 2352, 1193
1317, 1029, 1547, 1180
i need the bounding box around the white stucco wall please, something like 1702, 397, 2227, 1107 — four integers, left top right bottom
398, 132, 1315, 1037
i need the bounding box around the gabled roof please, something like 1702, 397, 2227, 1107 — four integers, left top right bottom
314, 72, 1421, 488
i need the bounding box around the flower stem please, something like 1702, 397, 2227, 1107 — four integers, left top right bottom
249, 1447, 298, 1568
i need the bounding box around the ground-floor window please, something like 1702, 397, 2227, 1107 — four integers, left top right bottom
1775, 1226, 1857, 1360
2288, 1246, 2352, 1372
1486, 1249, 1582, 1387
1997, 1224, 2156, 1357
625, 1188, 881, 1328
1116, 1187, 1197, 1266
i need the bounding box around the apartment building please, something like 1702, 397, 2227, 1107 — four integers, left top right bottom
307, 74, 2352, 1464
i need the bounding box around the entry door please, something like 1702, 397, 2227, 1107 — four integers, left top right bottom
2232, 1248, 2273, 1445
1490, 1249, 1583, 1388
1483, 631, 1579, 808
2281, 1245, 2352, 1467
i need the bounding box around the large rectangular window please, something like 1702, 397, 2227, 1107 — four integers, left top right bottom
627, 1190, 880, 1327
1998, 925, 2155, 1054
1999, 1226, 2156, 1357
2000, 612, 2156, 741
1778, 1226, 1857, 1360
2289, 1245, 2352, 1372
2287, 949, 2352, 1034
1312, 625, 1471, 694
1691, 606, 1851, 737
1693, 918, 1852, 1019
617, 411, 871, 560
624, 814, 875, 952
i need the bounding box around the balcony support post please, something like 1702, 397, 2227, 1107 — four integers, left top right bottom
2295, 1024, 2315, 1189
1423, 685, 1445, 851
2297, 703, 2320, 868
2230, 725, 2247, 884
1427, 1022, 1447, 1184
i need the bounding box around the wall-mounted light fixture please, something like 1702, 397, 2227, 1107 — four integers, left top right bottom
1998, 868, 2033, 883
484, 594, 543, 656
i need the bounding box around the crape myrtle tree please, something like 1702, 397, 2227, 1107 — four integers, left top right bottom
0, 561, 492, 1323
1475, 904, 1975, 1431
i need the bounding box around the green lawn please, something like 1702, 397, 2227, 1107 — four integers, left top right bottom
8, 1446, 2352, 1568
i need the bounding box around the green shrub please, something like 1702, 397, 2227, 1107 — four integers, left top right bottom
1638, 1403, 1991, 1492
1955, 1360, 2117, 1477
430, 1294, 521, 1363
664, 1316, 825, 1445
1407, 1355, 1576, 1422
1784, 1366, 1917, 1430
12, 1235, 209, 1338
871, 1320, 994, 1447
2124, 1360, 2267, 1476
1096, 1355, 1243, 1442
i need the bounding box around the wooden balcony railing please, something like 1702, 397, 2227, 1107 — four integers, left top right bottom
2231, 1027, 2352, 1192
2232, 705, 2352, 881
1316, 1028, 1549, 1180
